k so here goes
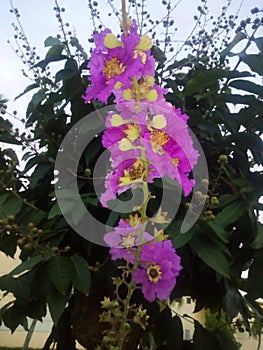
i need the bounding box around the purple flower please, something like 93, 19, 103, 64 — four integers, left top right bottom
139, 104, 199, 196
104, 218, 153, 262
83, 21, 155, 104
100, 158, 158, 207
133, 240, 182, 302
102, 104, 199, 196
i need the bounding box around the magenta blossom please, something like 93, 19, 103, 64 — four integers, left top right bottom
104, 218, 153, 263
83, 21, 155, 104
133, 240, 182, 302
102, 105, 199, 196
100, 158, 158, 207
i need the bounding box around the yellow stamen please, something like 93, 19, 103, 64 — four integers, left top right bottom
104, 57, 126, 79
119, 159, 146, 186
147, 264, 162, 283
134, 49, 147, 64
150, 130, 169, 154
171, 158, 180, 166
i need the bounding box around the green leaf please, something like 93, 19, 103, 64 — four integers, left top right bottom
0, 134, 21, 145
48, 202, 61, 219
46, 45, 66, 60
254, 37, 263, 53
229, 79, 263, 97
221, 93, 260, 105
26, 297, 47, 321
183, 69, 224, 96
241, 54, 263, 75
9, 254, 47, 276
190, 234, 230, 278
0, 195, 23, 218
214, 201, 244, 228
15, 83, 39, 101
70, 37, 88, 60
223, 288, 250, 324
151, 45, 166, 64
3, 303, 28, 333
71, 203, 86, 226
48, 256, 72, 295
47, 282, 69, 324
153, 308, 183, 349
214, 329, 239, 350
250, 222, 263, 249
166, 57, 191, 71
0, 270, 35, 301
236, 133, 263, 165
26, 90, 46, 118
0, 234, 17, 257
34, 45, 67, 70
218, 194, 238, 208
55, 68, 77, 83
70, 256, 91, 295
220, 32, 246, 62
226, 70, 253, 80
166, 315, 183, 349
246, 249, 263, 299
29, 163, 52, 188
193, 322, 221, 350
207, 221, 229, 243
167, 221, 195, 248
44, 36, 62, 47
232, 178, 255, 193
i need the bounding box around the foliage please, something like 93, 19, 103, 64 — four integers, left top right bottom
0, 1, 263, 349
205, 309, 242, 349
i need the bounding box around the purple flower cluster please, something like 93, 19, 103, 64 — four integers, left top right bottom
104, 218, 182, 302
83, 21, 155, 104
83, 21, 196, 302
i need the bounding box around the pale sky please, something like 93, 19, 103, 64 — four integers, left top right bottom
0, 0, 262, 120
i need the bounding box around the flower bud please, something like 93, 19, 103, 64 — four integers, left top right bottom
218, 154, 228, 164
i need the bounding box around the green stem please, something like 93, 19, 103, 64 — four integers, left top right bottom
117, 279, 136, 349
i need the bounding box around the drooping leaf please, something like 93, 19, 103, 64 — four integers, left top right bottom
9, 254, 47, 276
70, 255, 91, 295
0, 195, 23, 218
0, 234, 17, 257
48, 255, 73, 295
44, 36, 63, 47
214, 201, 244, 228
182, 69, 224, 96
250, 222, 263, 249
15, 83, 39, 100
229, 79, 263, 97
193, 322, 221, 350
214, 329, 239, 350
0, 270, 35, 301
3, 303, 28, 333
241, 54, 263, 75
47, 282, 69, 324
246, 249, 263, 299
207, 221, 229, 244
190, 233, 230, 278
254, 37, 263, 53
